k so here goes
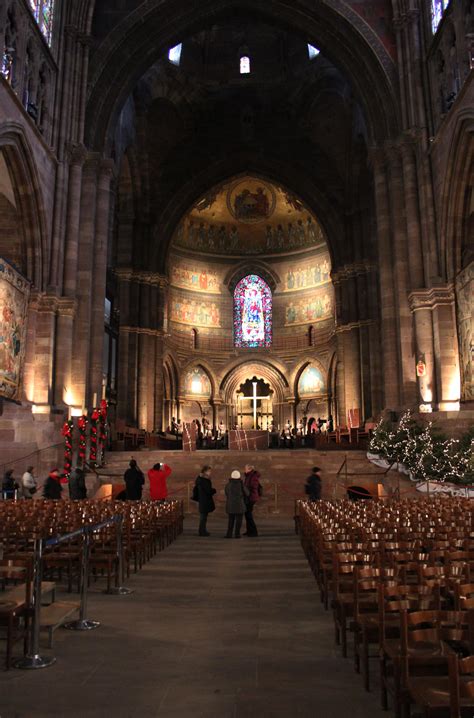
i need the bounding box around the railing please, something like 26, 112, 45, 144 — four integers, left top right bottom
333, 455, 394, 499
15, 515, 131, 670
0, 442, 64, 476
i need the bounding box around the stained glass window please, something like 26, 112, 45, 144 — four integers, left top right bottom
234, 275, 272, 348
431, 0, 449, 34
168, 43, 182, 65
28, 0, 54, 45
308, 44, 320, 60
240, 56, 250, 74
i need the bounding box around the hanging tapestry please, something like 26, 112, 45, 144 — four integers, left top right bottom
0, 258, 30, 400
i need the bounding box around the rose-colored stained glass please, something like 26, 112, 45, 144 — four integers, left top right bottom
234, 274, 272, 348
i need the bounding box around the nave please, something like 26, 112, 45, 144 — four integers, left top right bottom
0, 516, 386, 718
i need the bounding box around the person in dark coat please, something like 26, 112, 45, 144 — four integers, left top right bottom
225, 470, 248, 539
194, 465, 216, 536
123, 459, 145, 500
305, 466, 322, 501
2, 470, 18, 499
69, 467, 87, 500
43, 469, 63, 500
243, 464, 261, 537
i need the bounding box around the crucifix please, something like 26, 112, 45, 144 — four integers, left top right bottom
238, 380, 269, 429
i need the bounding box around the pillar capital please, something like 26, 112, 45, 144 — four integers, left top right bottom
408, 284, 455, 312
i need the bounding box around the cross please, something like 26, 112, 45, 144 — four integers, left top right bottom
238, 381, 269, 429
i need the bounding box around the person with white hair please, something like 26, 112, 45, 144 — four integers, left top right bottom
224, 470, 248, 539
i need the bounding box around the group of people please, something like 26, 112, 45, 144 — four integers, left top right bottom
193, 464, 261, 539
2, 465, 88, 500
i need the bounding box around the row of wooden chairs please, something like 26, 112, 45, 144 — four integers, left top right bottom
0, 499, 184, 668
299, 497, 474, 718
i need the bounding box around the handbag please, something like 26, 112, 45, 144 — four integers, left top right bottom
191, 481, 199, 502
29, 487, 37, 496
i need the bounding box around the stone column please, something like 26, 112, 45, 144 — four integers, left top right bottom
154, 334, 165, 432
386, 144, 417, 407
71, 155, 99, 409
89, 158, 115, 405
53, 298, 76, 406
370, 149, 401, 408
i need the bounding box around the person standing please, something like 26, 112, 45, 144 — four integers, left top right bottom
243, 464, 261, 537
69, 467, 87, 500
148, 462, 172, 501
305, 466, 322, 501
225, 470, 248, 539
194, 465, 216, 536
43, 469, 63, 500
21, 465, 37, 499
123, 459, 145, 500
2, 469, 18, 500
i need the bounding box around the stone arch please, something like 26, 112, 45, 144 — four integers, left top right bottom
224, 260, 281, 294
219, 357, 289, 406
0, 122, 46, 287
161, 162, 341, 274
179, 359, 217, 400
441, 112, 474, 280
293, 357, 328, 400
85, 0, 399, 153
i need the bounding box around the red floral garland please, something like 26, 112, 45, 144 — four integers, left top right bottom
99, 399, 108, 465
61, 419, 73, 478
89, 408, 100, 466
78, 415, 88, 466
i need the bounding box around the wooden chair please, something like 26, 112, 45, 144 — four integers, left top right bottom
406, 652, 474, 718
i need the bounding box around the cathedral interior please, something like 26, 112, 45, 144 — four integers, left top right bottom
0, 0, 473, 715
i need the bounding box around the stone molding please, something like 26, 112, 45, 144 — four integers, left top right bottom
115, 268, 168, 287
335, 319, 375, 333
120, 326, 168, 337
28, 291, 76, 316
408, 284, 455, 312
331, 261, 377, 282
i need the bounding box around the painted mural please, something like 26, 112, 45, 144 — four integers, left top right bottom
227, 178, 276, 224
0, 259, 30, 400
283, 256, 331, 292
284, 291, 333, 326
170, 296, 221, 328
170, 263, 220, 294
183, 367, 212, 397
298, 365, 326, 396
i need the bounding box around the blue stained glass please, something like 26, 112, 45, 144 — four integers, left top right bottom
234, 275, 272, 348
28, 0, 54, 45
431, 0, 448, 34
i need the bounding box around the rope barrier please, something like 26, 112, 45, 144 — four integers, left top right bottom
14, 516, 130, 670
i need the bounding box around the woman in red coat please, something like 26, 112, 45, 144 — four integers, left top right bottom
147, 463, 172, 501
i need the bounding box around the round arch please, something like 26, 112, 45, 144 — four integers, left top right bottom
219, 357, 290, 406
293, 357, 328, 400
85, 0, 399, 152
179, 359, 217, 400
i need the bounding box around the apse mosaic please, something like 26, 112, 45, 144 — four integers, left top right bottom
0, 259, 30, 400
227, 179, 276, 224
183, 367, 211, 397
234, 275, 272, 348
170, 296, 221, 328
170, 262, 220, 294
298, 365, 326, 396
284, 290, 333, 326
172, 175, 325, 256
282, 254, 331, 292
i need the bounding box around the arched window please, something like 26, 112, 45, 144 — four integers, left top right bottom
307, 44, 320, 60
28, 1, 54, 45
431, 0, 449, 34
240, 56, 251, 74
168, 43, 182, 66
234, 275, 272, 348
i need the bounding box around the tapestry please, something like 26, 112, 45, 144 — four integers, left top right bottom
183, 367, 212, 397
0, 258, 30, 400
298, 365, 326, 396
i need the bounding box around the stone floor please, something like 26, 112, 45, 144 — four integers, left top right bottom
0, 516, 389, 718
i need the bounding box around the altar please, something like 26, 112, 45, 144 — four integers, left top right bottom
228, 429, 269, 450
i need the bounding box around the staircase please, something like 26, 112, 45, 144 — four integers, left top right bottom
97, 448, 409, 515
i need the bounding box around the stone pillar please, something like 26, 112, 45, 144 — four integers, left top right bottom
53, 298, 76, 406
89, 158, 115, 404
71, 155, 99, 409
386, 144, 417, 407
154, 334, 165, 432
370, 149, 401, 408
408, 291, 437, 409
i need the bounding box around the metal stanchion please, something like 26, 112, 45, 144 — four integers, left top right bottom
64, 530, 100, 631
104, 517, 133, 596
15, 538, 56, 669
